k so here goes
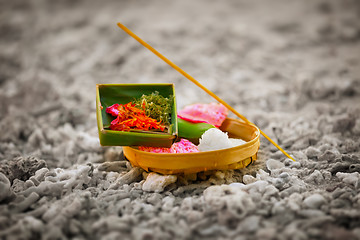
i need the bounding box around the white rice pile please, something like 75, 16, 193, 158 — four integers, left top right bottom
198, 128, 246, 151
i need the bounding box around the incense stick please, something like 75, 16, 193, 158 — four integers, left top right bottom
117, 22, 295, 162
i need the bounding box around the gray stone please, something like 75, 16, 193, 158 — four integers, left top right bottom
349, 164, 360, 173
0, 156, 47, 183
237, 216, 261, 233
330, 199, 351, 208
0, 1, 359, 240
330, 162, 351, 174
333, 116, 356, 133
0, 173, 12, 202
336, 172, 360, 188
305, 146, 321, 158
266, 159, 285, 171
318, 150, 339, 162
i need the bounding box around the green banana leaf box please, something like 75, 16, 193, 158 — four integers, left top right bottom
96, 83, 178, 147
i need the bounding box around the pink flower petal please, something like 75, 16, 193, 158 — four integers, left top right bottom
170, 139, 199, 153
139, 139, 199, 154
178, 103, 228, 127
106, 104, 120, 116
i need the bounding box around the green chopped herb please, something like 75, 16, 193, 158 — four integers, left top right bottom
133, 91, 173, 125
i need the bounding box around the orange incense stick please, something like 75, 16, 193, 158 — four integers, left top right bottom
117, 22, 295, 161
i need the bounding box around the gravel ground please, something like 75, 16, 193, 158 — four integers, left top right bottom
1, 0, 360, 239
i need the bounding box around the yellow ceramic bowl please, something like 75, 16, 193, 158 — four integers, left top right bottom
123, 118, 260, 174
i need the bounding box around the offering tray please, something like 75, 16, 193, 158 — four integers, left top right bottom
123, 118, 260, 174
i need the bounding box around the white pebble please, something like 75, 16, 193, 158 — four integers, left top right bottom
256, 169, 270, 181
305, 146, 321, 158
264, 185, 279, 199
273, 178, 285, 189
204, 185, 255, 216
266, 159, 285, 171
214, 171, 225, 179
162, 196, 175, 211
244, 180, 269, 194
142, 173, 177, 192
22, 216, 44, 233
336, 172, 360, 188
299, 209, 326, 218
305, 170, 325, 185
291, 162, 301, 169
303, 194, 326, 209
229, 182, 245, 188
34, 168, 49, 182
243, 175, 257, 185
237, 215, 260, 233
279, 172, 290, 182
